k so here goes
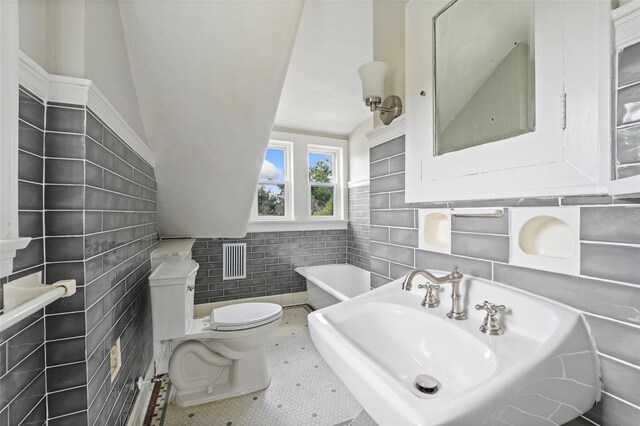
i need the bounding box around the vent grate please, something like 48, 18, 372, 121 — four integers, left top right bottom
223, 243, 246, 280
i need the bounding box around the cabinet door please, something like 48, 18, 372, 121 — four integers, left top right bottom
406, 0, 610, 203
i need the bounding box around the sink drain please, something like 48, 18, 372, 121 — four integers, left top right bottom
414, 375, 440, 394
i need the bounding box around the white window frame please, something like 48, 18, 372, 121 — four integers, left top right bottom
248, 131, 348, 232
307, 146, 340, 220
251, 141, 293, 222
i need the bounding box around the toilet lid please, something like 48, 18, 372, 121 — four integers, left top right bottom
210, 303, 282, 329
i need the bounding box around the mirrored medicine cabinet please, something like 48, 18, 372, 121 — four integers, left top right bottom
406, 0, 614, 202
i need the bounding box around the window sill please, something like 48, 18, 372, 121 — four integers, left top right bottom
246, 219, 348, 233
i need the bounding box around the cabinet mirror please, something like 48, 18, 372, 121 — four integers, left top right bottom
434, 0, 536, 155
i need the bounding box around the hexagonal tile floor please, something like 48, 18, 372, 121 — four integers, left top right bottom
157, 305, 362, 426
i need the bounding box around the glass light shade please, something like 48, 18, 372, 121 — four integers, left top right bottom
357, 61, 387, 100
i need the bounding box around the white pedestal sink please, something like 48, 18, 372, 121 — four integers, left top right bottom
308, 270, 601, 426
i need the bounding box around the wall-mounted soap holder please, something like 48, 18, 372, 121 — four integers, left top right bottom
510, 207, 580, 275
418, 209, 451, 254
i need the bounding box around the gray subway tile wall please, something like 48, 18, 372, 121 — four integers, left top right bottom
2, 87, 157, 426
616, 40, 640, 180
366, 135, 640, 425
1, 88, 47, 426
193, 230, 347, 304
347, 185, 370, 271
80, 109, 157, 426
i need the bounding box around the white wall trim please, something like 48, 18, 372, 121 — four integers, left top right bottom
17, 52, 50, 101
347, 178, 370, 188
246, 219, 348, 233
0, 238, 31, 278
18, 52, 155, 166
0, 0, 22, 277
365, 115, 405, 148
87, 85, 154, 166
613, 0, 640, 48
125, 361, 155, 426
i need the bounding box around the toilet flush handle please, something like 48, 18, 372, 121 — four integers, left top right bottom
187, 284, 195, 292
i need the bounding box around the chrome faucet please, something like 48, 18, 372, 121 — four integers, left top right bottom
402, 267, 467, 320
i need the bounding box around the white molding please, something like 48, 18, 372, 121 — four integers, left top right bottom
87, 85, 154, 166
366, 115, 406, 148
347, 179, 369, 188
613, 0, 640, 48
17, 52, 155, 166
0, 238, 31, 278
17, 52, 50, 101
246, 219, 348, 233
0, 0, 21, 264
49, 74, 92, 105
125, 361, 155, 426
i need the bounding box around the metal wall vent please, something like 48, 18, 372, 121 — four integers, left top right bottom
223, 243, 246, 280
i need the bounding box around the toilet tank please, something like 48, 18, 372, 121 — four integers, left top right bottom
149, 259, 199, 341
150, 239, 196, 271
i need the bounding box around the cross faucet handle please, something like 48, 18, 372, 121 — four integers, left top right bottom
417, 283, 441, 291
475, 301, 506, 316
475, 301, 506, 336
417, 284, 441, 308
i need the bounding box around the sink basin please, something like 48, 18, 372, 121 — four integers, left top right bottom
308, 270, 601, 425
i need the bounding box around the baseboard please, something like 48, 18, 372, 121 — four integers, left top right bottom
126, 361, 155, 426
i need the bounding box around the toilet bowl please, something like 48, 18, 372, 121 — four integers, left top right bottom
149, 260, 283, 407
169, 303, 282, 406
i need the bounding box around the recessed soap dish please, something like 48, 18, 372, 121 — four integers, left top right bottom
418, 209, 451, 254
510, 207, 580, 275
518, 216, 576, 258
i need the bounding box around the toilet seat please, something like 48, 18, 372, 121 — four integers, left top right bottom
210, 303, 282, 331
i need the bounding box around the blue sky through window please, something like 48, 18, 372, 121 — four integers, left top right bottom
308, 152, 333, 183
260, 148, 285, 181
308, 152, 333, 169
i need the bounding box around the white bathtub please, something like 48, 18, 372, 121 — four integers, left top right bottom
295, 263, 370, 310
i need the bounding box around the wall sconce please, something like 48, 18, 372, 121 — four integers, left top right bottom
357, 61, 403, 125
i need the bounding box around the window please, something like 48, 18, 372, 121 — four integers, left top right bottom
308, 149, 336, 217
249, 133, 346, 230
255, 143, 290, 220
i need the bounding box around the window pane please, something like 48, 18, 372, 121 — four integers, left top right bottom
310, 186, 334, 216
260, 148, 285, 181
308, 152, 333, 183
257, 184, 285, 216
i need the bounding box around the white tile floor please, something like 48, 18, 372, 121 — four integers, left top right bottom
164, 306, 363, 426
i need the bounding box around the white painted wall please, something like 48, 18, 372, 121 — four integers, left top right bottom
119, 1, 304, 238
373, 0, 407, 128
18, 0, 46, 69
85, 0, 146, 141
348, 117, 373, 183
17, 0, 147, 142
1, 0, 20, 240
44, 0, 85, 78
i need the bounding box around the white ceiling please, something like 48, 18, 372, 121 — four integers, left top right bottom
274, 0, 374, 137
119, 0, 304, 237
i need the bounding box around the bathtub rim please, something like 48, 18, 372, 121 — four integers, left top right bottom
295, 263, 370, 304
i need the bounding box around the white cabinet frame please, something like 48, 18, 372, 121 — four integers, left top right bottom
406, 0, 611, 203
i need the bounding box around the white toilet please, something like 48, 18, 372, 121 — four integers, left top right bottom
149, 259, 283, 407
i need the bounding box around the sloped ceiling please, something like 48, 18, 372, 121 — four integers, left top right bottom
119, 0, 304, 237
274, 0, 373, 137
